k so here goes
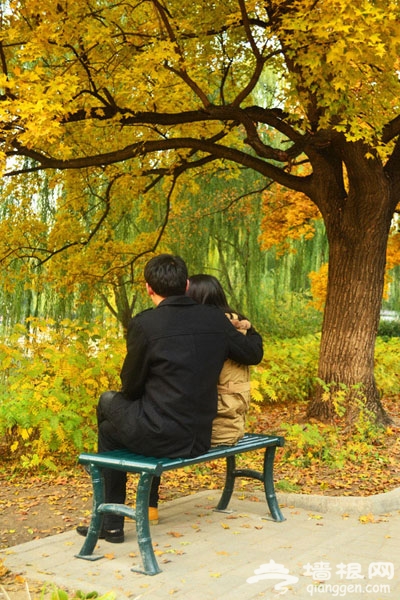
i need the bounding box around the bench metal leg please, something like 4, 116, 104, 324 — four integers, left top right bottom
131, 473, 161, 576
263, 446, 285, 522
215, 446, 285, 522
75, 465, 104, 560
75, 467, 161, 575
216, 455, 236, 511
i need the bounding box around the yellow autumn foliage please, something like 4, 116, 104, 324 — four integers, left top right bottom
1, 0, 400, 311
260, 184, 321, 255
0, 318, 125, 468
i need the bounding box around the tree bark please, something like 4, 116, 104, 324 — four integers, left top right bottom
306, 145, 394, 424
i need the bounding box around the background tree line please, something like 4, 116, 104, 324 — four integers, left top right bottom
1, 164, 400, 337
0, 165, 328, 335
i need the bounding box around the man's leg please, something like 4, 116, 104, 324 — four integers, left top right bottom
98, 393, 160, 516
97, 391, 128, 531
149, 476, 160, 507
76, 391, 127, 542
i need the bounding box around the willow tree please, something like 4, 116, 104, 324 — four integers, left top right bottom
1, 0, 400, 422
0, 162, 170, 331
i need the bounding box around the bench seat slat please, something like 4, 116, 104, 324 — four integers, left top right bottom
78, 433, 284, 476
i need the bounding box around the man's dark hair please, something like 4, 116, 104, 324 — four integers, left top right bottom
144, 254, 188, 297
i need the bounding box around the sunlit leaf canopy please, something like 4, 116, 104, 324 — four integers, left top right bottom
278, 0, 400, 147
2, 0, 400, 177
2, 0, 400, 321
1, 0, 269, 173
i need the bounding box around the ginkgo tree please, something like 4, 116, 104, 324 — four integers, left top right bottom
2, 0, 400, 423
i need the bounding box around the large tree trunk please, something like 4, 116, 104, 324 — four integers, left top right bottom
307, 146, 394, 424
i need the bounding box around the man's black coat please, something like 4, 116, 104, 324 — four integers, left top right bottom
108, 296, 263, 458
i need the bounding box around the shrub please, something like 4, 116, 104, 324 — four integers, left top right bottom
1, 321, 399, 471
0, 318, 124, 470
251, 334, 400, 406
280, 404, 388, 470
250, 334, 320, 405
374, 337, 400, 397
377, 318, 400, 338
0, 581, 116, 600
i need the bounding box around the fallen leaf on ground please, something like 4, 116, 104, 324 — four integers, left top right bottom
167, 531, 183, 538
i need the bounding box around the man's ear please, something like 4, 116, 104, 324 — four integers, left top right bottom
146, 283, 154, 296
185, 279, 189, 292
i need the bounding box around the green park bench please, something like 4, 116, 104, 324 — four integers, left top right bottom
75, 432, 285, 575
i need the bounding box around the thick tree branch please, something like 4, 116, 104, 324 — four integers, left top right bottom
384, 136, 400, 203
381, 114, 400, 145
7, 135, 312, 195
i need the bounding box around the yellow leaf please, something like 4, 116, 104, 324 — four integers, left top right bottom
359, 513, 375, 524
0, 559, 9, 578
21, 428, 32, 441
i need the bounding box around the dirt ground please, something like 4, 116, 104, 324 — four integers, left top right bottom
0, 472, 93, 549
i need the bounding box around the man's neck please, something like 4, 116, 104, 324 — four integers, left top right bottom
152, 293, 166, 306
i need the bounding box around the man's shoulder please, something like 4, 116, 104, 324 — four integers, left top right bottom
191, 303, 233, 326
133, 308, 154, 319
130, 307, 154, 325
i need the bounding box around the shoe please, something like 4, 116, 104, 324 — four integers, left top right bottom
76, 525, 125, 543
148, 507, 159, 525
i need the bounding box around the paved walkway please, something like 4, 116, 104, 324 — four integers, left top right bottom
1, 489, 399, 600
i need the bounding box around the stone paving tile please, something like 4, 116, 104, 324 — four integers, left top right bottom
1, 490, 399, 600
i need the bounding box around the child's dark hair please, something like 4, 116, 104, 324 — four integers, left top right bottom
187, 274, 245, 319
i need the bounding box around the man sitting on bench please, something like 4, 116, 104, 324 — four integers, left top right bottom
77, 253, 263, 543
